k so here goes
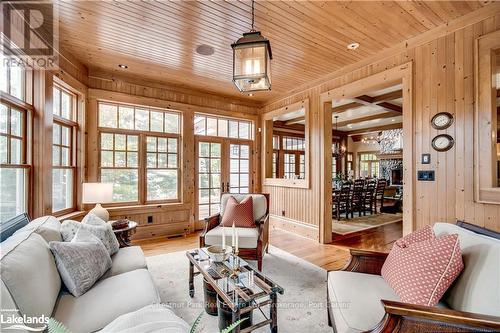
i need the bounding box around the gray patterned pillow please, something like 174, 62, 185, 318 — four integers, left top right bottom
61, 218, 119, 255
49, 228, 112, 297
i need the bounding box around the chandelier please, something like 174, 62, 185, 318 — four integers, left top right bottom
333, 116, 346, 159
231, 0, 272, 92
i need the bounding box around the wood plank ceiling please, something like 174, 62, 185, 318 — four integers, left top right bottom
58, 1, 490, 103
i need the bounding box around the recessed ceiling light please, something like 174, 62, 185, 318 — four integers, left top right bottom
347, 42, 360, 50
196, 44, 215, 56
391, 119, 395, 122
118, 64, 128, 69
248, 93, 254, 97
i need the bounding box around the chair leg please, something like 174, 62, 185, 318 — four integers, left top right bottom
257, 258, 263, 271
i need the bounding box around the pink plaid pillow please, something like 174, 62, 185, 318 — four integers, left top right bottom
221, 196, 255, 228
382, 228, 464, 306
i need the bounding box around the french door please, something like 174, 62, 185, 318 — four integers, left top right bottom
195, 138, 253, 221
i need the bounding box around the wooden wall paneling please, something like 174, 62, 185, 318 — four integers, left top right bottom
32, 71, 54, 217
260, 9, 500, 240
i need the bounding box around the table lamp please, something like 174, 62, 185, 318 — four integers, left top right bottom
82, 183, 113, 221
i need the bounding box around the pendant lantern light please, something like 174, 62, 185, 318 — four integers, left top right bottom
231, 0, 272, 92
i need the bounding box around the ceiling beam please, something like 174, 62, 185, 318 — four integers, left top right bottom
376, 102, 402, 114
373, 90, 403, 103
284, 116, 305, 126
497, 89, 499, 97
332, 102, 363, 114
352, 94, 402, 114
336, 112, 399, 127
346, 122, 402, 136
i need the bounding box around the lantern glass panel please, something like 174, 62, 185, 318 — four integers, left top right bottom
233, 42, 271, 92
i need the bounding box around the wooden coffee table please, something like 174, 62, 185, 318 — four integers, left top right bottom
186, 248, 284, 333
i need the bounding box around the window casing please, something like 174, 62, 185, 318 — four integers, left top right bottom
52, 85, 78, 213
98, 102, 181, 204
359, 153, 379, 178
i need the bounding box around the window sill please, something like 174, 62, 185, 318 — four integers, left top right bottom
57, 210, 86, 221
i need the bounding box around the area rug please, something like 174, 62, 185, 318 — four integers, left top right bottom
332, 213, 402, 235
146, 246, 331, 332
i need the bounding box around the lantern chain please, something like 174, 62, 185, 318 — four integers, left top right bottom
251, 0, 255, 32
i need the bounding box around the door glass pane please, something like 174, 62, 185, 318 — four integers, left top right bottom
197, 141, 222, 219
228, 144, 251, 194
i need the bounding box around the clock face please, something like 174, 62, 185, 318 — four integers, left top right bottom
431, 112, 454, 130
432, 134, 454, 152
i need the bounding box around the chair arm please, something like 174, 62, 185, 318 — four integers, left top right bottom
257, 214, 269, 244
372, 300, 500, 332
340, 249, 389, 275
200, 214, 220, 238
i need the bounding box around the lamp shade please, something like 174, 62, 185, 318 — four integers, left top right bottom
82, 183, 113, 204
232, 31, 272, 92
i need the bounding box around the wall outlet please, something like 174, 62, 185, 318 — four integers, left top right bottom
147, 216, 153, 224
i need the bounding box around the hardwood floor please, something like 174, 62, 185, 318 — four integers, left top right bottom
133, 221, 402, 271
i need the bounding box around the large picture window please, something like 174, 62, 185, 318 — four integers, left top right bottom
52, 85, 78, 213
194, 114, 252, 139
98, 102, 181, 204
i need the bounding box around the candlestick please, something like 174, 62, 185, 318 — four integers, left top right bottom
232, 222, 236, 248
235, 228, 239, 252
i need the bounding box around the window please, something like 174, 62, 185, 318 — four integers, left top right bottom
98, 102, 181, 204
1, 56, 31, 103
359, 153, 379, 178
52, 85, 78, 213
272, 152, 277, 178
194, 114, 253, 139
332, 158, 337, 179
283, 137, 305, 151
283, 153, 296, 179
0, 104, 30, 222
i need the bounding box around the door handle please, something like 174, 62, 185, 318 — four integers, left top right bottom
226, 182, 230, 193
221, 182, 225, 193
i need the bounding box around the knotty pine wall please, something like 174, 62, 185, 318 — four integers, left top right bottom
262, 12, 500, 240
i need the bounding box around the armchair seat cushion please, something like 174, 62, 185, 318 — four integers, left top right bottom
204, 226, 259, 249
328, 271, 400, 332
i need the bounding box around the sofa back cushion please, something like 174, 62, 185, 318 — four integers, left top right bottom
14, 215, 62, 243
1, 232, 61, 318
433, 223, 500, 316
221, 194, 267, 221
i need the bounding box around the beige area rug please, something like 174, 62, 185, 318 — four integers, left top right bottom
146, 246, 331, 333
332, 213, 403, 235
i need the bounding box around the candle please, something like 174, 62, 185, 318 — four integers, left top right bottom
222, 227, 226, 249
235, 229, 239, 252
232, 222, 236, 248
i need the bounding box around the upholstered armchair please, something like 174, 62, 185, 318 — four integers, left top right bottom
199, 193, 269, 271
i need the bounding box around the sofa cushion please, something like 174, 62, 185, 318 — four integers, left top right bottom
99, 304, 190, 333
221, 194, 267, 221
205, 226, 259, 249
221, 196, 255, 228
328, 271, 400, 332
53, 268, 160, 333
382, 229, 464, 306
61, 219, 119, 255
14, 215, 62, 243
1, 233, 61, 319
50, 229, 112, 297
101, 246, 147, 279
434, 223, 500, 316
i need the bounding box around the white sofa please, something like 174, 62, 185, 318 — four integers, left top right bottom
327, 222, 500, 332
0, 216, 175, 333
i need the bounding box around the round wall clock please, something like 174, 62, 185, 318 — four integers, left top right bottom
432, 134, 454, 152
431, 112, 454, 130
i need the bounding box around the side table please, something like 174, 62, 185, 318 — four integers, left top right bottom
112, 221, 138, 247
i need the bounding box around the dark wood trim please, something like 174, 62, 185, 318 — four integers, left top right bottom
456, 220, 500, 239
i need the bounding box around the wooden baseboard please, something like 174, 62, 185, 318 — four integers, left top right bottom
270, 215, 319, 241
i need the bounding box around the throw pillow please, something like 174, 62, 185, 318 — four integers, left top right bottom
381, 232, 464, 306
49, 228, 112, 297
61, 218, 119, 255
395, 224, 435, 247
221, 196, 255, 228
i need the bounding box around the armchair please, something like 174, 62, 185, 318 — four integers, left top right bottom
327, 223, 500, 332
199, 193, 270, 271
